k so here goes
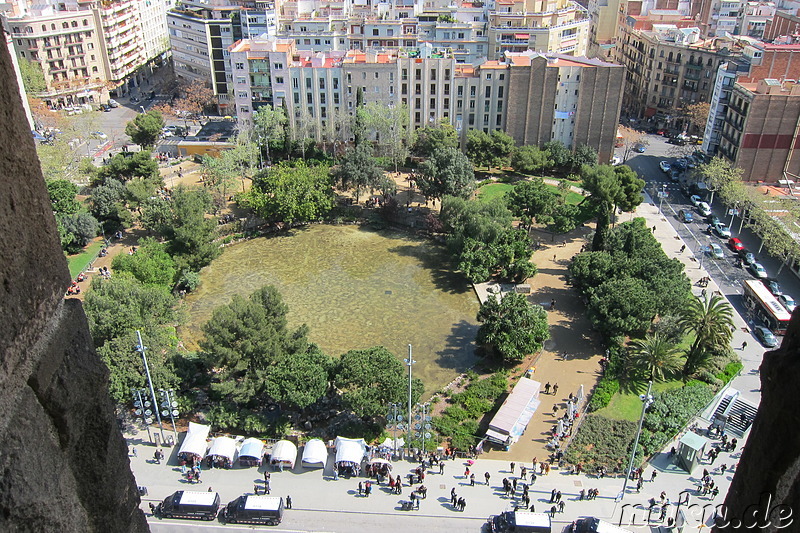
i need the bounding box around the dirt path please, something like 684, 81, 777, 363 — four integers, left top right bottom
481, 222, 603, 463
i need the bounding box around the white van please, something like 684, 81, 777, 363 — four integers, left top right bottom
574, 517, 634, 533
489, 511, 552, 532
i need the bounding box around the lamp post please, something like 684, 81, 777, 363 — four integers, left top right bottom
136, 330, 165, 445
621, 381, 654, 500
414, 402, 431, 453
159, 388, 180, 445
139, 105, 146, 114
658, 184, 667, 213
132, 388, 153, 443
386, 402, 403, 458
405, 344, 415, 455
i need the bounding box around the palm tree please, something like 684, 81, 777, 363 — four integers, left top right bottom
629, 334, 683, 381
678, 293, 734, 375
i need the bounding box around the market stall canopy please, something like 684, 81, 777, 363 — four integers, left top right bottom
369, 457, 393, 470
301, 439, 328, 467
208, 436, 237, 462
334, 436, 366, 464
379, 437, 405, 449
178, 422, 210, 460
271, 440, 298, 468
485, 378, 541, 448
239, 437, 265, 461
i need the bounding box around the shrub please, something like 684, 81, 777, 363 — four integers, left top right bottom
697, 371, 723, 388
640, 383, 714, 456
716, 361, 743, 384
588, 378, 620, 412
564, 414, 638, 471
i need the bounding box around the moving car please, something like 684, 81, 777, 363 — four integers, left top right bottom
675, 158, 687, 170
740, 250, 756, 265
633, 143, 646, 153
728, 237, 745, 252
222, 495, 284, 526
706, 214, 720, 225
711, 223, 731, 238
749, 262, 768, 279
157, 491, 220, 521
670, 170, 681, 182
697, 201, 712, 217
690, 194, 703, 207
778, 294, 797, 312
659, 161, 671, 173
489, 511, 552, 533
708, 243, 724, 259
91, 131, 107, 140
754, 325, 779, 348
678, 210, 694, 223
764, 279, 783, 296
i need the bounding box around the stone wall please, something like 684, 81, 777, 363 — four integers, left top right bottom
0, 35, 149, 533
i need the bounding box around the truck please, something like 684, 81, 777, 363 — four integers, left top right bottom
488, 510, 552, 533
222, 495, 285, 526
156, 490, 220, 521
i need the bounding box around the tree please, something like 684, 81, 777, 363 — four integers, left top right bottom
334, 143, 384, 202
466, 130, 515, 170
83, 275, 178, 348
694, 156, 742, 205
91, 178, 132, 229
166, 186, 220, 271
616, 126, 648, 163
111, 237, 177, 287
201, 286, 313, 408
476, 293, 549, 362
242, 161, 335, 223
252, 104, 288, 164
139, 197, 173, 235
411, 122, 459, 157
439, 196, 513, 249
681, 102, 711, 134
511, 146, 554, 175
353, 86, 366, 147
629, 334, 683, 381
417, 147, 475, 200
581, 164, 644, 250
506, 178, 560, 227
587, 276, 657, 339
678, 293, 734, 376
19, 57, 46, 94
96, 151, 160, 185
263, 346, 332, 409
360, 102, 411, 172
543, 140, 572, 169
571, 144, 598, 168
125, 111, 165, 148
46, 179, 80, 215
59, 212, 99, 251
334, 346, 423, 418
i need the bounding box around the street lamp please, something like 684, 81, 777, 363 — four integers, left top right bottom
135, 330, 165, 445
658, 184, 668, 213
159, 388, 180, 445
414, 403, 432, 453
387, 403, 403, 458
620, 381, 654, 500
139, 105, 146, 114
404, 344, 415, 456
132, 388, 153, 443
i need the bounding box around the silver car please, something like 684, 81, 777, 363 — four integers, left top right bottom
749, 262, 768, 279
779, 294, 796, 312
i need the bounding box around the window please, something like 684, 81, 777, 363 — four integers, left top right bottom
334, 93, 339, 104
374, 72, 379, 79
402, 69, 408, 80
333, 77, 339, 89
444, 98, 449, 109
387, 29, 394, 36
415, 69, 421, 80
470, 86, 476, 96
319, 78, 325, 89
499, 73, 504, 80
293, 78, 299, 88
469, 113, 475, 125
373, 29, 379, 36
238, 92, 248, 98
306, 78, 312, 89
486, 73, 492, 80
294, 93, 300, 104
457, 86, 463, 96
275, 76, 284, 84
415, 84, 421, 94
307, 93, 313, 104
274, 62, 283, 70
315, 39, 321, 45
431, 68, 436, 80
457, 100, 463, 110
430, 83, 435, 93
415, 98, 421, 109
458, 32, 464, 39
415, 112, 421, 122
498, 87, 504, 98
469, 100, 475, 109
320, 94, 326, 104
402, 83, 407, 94
485, 86, 491, 98
430, 98, 435, 107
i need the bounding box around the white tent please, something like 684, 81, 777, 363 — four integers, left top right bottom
239, 437, 265, 466
207, 436, 237, 467
270, 440, 298, 469
379, 437, 405, 450
334, 436, 366, 465
485, 377, 542, 449
177, 422, 210, 461
301, 439, 328, 468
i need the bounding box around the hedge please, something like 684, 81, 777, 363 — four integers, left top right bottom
588, 377, 620, 412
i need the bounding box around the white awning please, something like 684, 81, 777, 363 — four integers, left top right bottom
379, 437, 405, 449
271, 440, 298, 468
239, 437, 265, 460
301, 438, 328, 467
208, 436, 237, 462
334, 436, 366, 464
486, 377, 542, 446
177, 422, 210, 460
369, 457, 393, 471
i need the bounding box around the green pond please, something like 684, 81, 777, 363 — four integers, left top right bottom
180, 224, 481, 394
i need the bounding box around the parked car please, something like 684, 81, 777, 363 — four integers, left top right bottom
764, 279, 783, 296
633, 143, 646, 153
706, 214, 721, 225
91, 131, 107, 141
754, 325, 779, 348
675, 158, 687, 170
740, 250, 756, 265
708, 243, 724, 259
712, 223, 731, 238
678, 210, 694, 223
107, 99, 119, 108
659, 161, 671, 173
749, 262, 768, 279
779, 294, 797, 312
728, 237, 745, 252
697, 202, 712, 217
100, 104, 111, 112
670, 170, 681, 182
690, 195, 703, 207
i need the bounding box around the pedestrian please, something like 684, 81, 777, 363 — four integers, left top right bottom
651, 470, 657, 482
556, 491, 562, 503
484, 472, 491, 485
149, 502, 157, 515
553, 384, 559, 395
636, 478, 643, 493
286, 495, 292, 509
741, 341, 748, 350
580, 489, 586, 501
358, 481, 363, 495
464, 466, 470, 478
458, 497, 466, 511
680, 244, 686, 253
529, 503, 535, 512
711, 487, 720, 499
544, 382, 551, 394
154, 450, 160, 464
551, 505, 558, 517
510, 462, 515, 474
550, 488, 557, 503
558, 500, 565, 513
512, 478, 518, 492
652, 225, 656, 233
660, 506, 668, 521
720, 464, 727, 474
195, 470, 201, 484
470, 473, 475, 486
553, 404, 559, 415
550, 299, 556, 310
254, 484, 260, 495
132, 447, 137, 458
439, 462, 445, 474
520, 466, 527, 480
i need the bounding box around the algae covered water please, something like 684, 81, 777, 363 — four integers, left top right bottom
180, 225, 480, 393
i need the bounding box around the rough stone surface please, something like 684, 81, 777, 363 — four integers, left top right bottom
0, 37, 148, 532
716, 310, 800, 532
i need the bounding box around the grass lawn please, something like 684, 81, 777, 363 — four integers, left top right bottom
66, 240, 104, 278
476, 182, 515, 202
597, 379, 684, 421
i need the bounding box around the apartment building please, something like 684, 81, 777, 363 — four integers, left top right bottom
616, 22, 741, 124
487, 0, 590, 58
2, 0, 170, 107
505, 51, 624, 162
718, 78, 800, 182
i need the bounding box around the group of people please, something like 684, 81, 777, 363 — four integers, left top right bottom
449, 488, 467, 511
